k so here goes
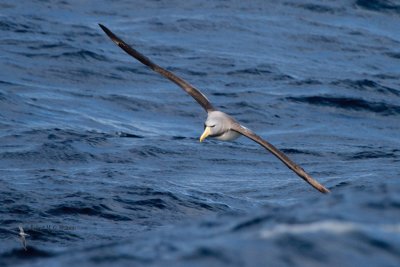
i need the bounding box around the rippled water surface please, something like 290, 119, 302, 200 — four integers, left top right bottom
1, 0, 400, 266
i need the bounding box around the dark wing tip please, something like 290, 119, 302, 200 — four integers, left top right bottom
98, 23, 120, 45
317, 184, 330, 194
98, 23, 108, 33
299, 165, 330, 194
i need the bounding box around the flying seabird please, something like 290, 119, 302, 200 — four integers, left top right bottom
18, 226, 28, 251
98, 24, 330, 194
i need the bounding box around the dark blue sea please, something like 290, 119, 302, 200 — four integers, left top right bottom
1, 0, 399, 266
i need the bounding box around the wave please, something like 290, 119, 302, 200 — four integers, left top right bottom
51, 49, 109, 61
0, 19, 42, 34
260, 220, 400, 238
47, 204, 131, 221
0, 247, 54, 261
290, 79, 323, 86
99, 94, 166, 112
385, 52, 400, 59
114, 186, 230, 214
0, 143, 92, 163
15, 47, 109, 61
167, 67, 208, 77
331, 79, 400, 96
281, 148, 321, 156
287, 95, 400, 116
356, 0, 400, 14
344, 149, 399, 160
0, 128, 112, 164
285, 2, 345, 14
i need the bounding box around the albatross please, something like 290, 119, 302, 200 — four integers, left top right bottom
18, 226, 28, 251
98, 24, 330, 194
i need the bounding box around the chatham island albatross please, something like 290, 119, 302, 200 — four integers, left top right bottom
98, 24, 330, 194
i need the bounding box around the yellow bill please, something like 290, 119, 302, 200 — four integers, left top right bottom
200, 126, 211, 142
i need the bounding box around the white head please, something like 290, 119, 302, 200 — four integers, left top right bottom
200, 111, 234, 142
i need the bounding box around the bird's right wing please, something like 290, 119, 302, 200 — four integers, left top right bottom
99, 24, 215, 113
231, 123, 330, 193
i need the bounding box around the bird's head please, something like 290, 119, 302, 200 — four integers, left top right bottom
200, 111, 228, 142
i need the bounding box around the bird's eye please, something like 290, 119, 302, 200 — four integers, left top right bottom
204, 124, 216, 128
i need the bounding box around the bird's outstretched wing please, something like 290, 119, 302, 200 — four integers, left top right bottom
99, 24, 215, 113
231, 123, 330, 193
20, 237, 27, 251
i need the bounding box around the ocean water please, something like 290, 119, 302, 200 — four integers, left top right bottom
1, 0, 399, 266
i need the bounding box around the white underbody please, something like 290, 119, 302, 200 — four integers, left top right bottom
214, 129, 241, 141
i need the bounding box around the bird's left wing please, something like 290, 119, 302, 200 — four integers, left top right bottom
230, 123, 330, 193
